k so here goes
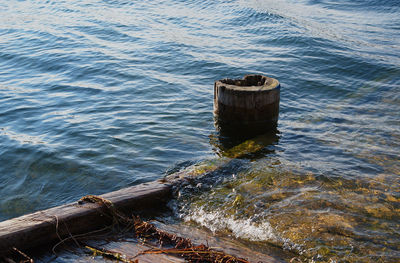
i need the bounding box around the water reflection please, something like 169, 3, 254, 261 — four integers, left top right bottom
211, 112, 280, 158
210, 129, 280, 159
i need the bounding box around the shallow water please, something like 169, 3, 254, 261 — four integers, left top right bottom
0, 0, 399, 261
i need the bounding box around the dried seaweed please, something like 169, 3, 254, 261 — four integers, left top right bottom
78, 195, 134, 227
139, 245, 251, 263
81, 195, 251, 263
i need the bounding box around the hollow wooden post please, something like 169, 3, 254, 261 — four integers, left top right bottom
214, 74, 280, 135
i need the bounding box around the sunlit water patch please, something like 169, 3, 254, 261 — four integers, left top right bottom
174, 157, 400, 262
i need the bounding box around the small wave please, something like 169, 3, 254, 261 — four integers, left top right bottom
0, 127, 49, 146
183, 206, 278, 242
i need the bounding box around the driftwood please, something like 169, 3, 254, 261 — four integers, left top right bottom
0, 181, 171, 256
42, 195, 283, 263
1, 188, 286, 263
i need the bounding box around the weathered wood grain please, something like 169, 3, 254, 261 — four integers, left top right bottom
214, 74, 280, 135
154, 222, 289, 263
0, 181, 172, 256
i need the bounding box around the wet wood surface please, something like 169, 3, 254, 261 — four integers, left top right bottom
33, 220, 287, 263
214, 75, 280, 126
154, 222, 288, 263
0, 181, 172, 256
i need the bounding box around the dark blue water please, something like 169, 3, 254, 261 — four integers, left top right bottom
1, 0, 399, 261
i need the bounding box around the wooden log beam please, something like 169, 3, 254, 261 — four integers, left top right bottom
0, 181, 172, 256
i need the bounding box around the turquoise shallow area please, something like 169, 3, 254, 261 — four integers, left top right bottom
0, 0, 399, 261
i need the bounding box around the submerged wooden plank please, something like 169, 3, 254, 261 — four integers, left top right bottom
154, 222, 289, 263
34, 220, 287, 263
0, 181, 172, 256
84, 240, 186, 263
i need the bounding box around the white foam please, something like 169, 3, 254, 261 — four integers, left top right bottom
183, 207, 278, 242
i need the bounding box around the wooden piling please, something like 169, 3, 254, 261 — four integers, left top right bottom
214, 74, 280, 135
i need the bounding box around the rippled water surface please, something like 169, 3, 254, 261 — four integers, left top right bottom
1, 0, 399, 261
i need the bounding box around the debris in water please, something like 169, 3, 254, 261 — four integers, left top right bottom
81, 195, 252, 263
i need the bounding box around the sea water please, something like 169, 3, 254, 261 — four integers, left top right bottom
0, 0, 399, 261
